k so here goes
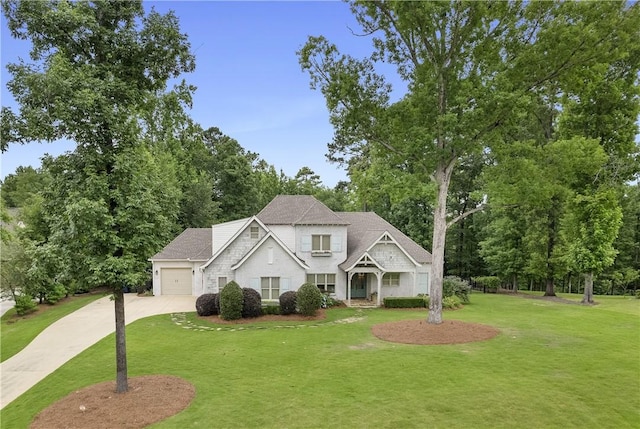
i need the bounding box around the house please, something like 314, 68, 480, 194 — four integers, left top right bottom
150, 195, 432, 306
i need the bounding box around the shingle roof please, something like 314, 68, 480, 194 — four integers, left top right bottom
337, 212, 432, 269
257, 195, 349, 225
151, 228, 212, 261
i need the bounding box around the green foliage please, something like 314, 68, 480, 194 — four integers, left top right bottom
473, 276, 501, 293
14, 295, 36, 316
635, 290, 640, 299
241, 288, 263, 319
261, 305, 281, 315
219, 281, 243, 321
0, 166, 44, 208
321, 294, 341, 308
44, 284, 67, 305
383, 297, 427, 308
279, 290, 297, 315
563, 188, 623, 274
195, 293, 218, 317
443, 276, 471, 304
296, 283, 323, 316
442, 295, 462, 309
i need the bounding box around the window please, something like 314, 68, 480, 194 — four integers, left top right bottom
307, 273, 336, 293
383, 273, 400, 287
261, 277, 280, 300
250, 226, 259, 239
218, 277, 227, 290
312, 234, 331, 253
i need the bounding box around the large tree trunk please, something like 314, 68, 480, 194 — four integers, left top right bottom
581, 272, 594, 304
544, 277, 556, 297
114, 288, 128, 393
428, 161, 453, 325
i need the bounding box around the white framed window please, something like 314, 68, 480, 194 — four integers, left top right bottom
312, 234, 331, 254
218, 277, 228, 289
261, 277, 280, 300
307, 273, 336, 293
383, 273, 400, 287
250, 226, 259, 239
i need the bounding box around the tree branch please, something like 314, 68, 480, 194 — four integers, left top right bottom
447, 202, 486, 230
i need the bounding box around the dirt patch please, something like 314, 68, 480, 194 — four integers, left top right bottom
372, 319, 500, 345
199, 308, 327, 324
30, 375, 195, 429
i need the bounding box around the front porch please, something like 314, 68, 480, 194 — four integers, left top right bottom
347, 298, 379, 308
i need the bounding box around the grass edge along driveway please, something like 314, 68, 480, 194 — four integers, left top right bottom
2, 293, 639, 429
1, 293, 107, 362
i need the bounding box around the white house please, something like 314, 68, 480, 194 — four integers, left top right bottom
150, 195, 432, 306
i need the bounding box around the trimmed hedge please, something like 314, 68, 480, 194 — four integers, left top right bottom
195, 293, 219, 316
383, 297, 427, 308
242, 288, 263, 318
297, 283, 323, 316
220, 281, 243, 320
279, 290, 297, 315
262, 304, 281, 315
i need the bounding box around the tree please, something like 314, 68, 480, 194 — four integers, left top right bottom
0, 166, 44, 208
299, 1, 637, 323
562, 189, 623, 303
2, 0, 194, 393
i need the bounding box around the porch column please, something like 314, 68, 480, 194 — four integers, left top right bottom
376, 271, 382, 307
347, 271, 353, 307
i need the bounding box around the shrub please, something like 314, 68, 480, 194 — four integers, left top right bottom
195, 293, 218, 316
321, 294, 341, 308
242, 288, 263, 318
219, 281, 243, 320
14, 295, 37, 316
262, 304, 281, 315
296, 283, 323, 316
473, 276, 500, 293
418, 294, 430, 308
635, 290, 640, 299
443, 295, 462, 309
44, 284, 67, 305
279, 290, 297, 315
443, 276, 471, 303
383, 297, 427, 308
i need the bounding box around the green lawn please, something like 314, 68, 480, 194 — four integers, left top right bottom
2, 293, 639, 428
1, 293, 106, 362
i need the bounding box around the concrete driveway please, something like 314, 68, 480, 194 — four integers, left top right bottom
1, 299, 15, 317
0, 293, 196, 409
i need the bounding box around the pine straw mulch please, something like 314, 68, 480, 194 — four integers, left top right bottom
30, 308, 501, 428
30, 375, 195, 429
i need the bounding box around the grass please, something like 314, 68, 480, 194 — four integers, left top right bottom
2, 293, 639, 428
1, 292, 107, 362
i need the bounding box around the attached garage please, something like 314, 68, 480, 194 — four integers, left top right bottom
160, 268, 192, 295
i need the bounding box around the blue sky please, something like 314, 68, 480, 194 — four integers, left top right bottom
1, 1, 393, 187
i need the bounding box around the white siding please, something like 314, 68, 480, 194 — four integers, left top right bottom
234, 237, 306, 294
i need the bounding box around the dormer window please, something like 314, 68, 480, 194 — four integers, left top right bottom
312, 234, 331, 255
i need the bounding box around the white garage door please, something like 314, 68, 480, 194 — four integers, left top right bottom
161, 268, 192, 295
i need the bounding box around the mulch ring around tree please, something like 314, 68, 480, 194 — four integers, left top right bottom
30, 375, 195, 429
372, 319, 500, 345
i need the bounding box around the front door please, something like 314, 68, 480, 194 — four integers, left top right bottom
351, 274, 367, 298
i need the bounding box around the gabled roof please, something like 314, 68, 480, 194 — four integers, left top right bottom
150, 228, 212, 261
337, 212, 432, 270
202, 216, 268, 269
231, 231, 310, 270
257, 195, 349, 226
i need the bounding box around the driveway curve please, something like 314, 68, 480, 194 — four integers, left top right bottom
0, 293, 195, 409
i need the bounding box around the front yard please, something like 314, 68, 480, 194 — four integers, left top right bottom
1, 293, 639, 428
